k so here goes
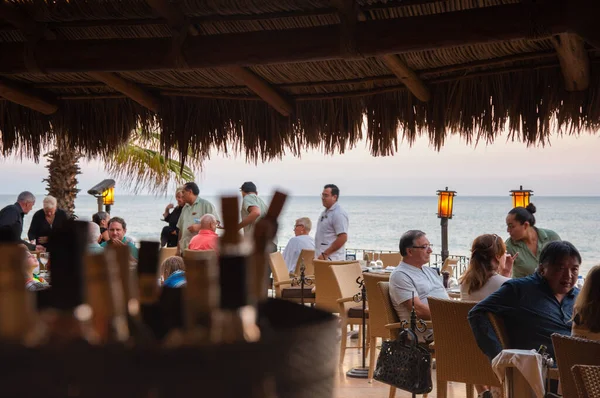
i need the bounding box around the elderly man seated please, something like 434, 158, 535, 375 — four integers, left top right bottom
87, 222, 104, 254
469, 241, 581, 361
282, 217, 315, 273
389, 230, 448, 342
188, 214, 219, 252
100, 217, 138, 261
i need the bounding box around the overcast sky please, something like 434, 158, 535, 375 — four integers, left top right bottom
0, 131, 598, 197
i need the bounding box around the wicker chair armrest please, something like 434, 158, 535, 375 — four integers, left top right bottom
385, 322, 404, 330
384, 321, 432, 329
273, 279, 293, 287
336, 296, 356, 304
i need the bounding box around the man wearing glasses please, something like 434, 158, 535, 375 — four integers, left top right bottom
282, 217, 315, 273
389, 230, 448, 342
315, 184, 349, 261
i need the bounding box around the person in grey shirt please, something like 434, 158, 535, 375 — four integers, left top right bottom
389, 230, 448, 342
315, 184, 349, 261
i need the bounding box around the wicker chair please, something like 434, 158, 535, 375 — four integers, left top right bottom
293, 249, 315, 277
365, 252, 402, 268
487, 313, 559, 392
441, 258, 459, 275
158, 247, 178, 265
552, 334, 600, 398
572, 364, 600, 398
429, 298, 502, 398
269, 252, 315, 304
376, 281, 431, 398
363, 272, 392, 381
312, 259, 357, 313
330, 262, 368, 366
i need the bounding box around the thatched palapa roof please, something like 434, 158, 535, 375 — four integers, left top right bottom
0, 0, 598, 163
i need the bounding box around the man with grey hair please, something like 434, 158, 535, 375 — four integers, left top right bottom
87, 222, 104, 253
188, 213, 219, 252
283, 217, 315, 273
389, 230, 448, 342
0, 191, 45, 251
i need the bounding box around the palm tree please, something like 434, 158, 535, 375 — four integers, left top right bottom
43, 130, 198, 217
43, 146, 82, 216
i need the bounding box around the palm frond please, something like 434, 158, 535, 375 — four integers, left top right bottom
103, 142, 198, 194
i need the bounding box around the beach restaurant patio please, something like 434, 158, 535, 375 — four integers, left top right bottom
1, 0, 600, 397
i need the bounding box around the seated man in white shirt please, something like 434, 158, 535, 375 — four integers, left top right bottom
389, 230, 448, 342
282, 217, 315, 273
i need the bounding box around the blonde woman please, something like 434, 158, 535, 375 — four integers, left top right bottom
572, 265, 600, 341
460, 234, 515, 302
27, 195, 68, 248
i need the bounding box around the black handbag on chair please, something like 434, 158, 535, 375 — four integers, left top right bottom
373, 327, 433, 394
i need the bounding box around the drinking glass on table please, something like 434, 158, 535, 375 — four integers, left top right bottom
39, 252, 50, 272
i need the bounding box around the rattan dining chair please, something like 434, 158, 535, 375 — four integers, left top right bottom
293, 249, 315, 277
269, 252, 315, 304
552, 334, 600, 398
429, 298, 502, 398
571, 364, 600, 398
441, 258, 459, 275
312, 259, 357, 313
487, 313, 560, 393
363, 272, 392, 381
365, 252, 403, 268
330, 262, 368, 366
158, 246, 178, 266
376, 281, 431, 398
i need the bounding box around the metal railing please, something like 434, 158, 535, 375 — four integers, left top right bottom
277, 246, 469, 279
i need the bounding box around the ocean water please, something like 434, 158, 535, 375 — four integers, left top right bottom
3, 194, 599, 275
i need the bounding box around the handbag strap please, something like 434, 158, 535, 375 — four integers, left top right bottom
398, 328, 419, 348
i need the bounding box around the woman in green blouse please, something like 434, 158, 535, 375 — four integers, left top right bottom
505, 203, 561, 278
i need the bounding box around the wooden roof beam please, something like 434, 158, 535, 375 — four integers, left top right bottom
0, 2, 572, 74
0, 2, 58, 114
146, 0, 293, 116
0, 1, 160, 113
333, 0, 431, 102
0, 78, 58, 115
551, 33, 590, 91
87, 72, 161, 112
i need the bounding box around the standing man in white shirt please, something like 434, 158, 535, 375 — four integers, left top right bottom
315, 184, 349, 261
283, 217, 315, 272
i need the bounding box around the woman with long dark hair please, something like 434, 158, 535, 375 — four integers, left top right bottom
460, 234, 514, 301
572, 265, 600, 341
505, 203, 560, 278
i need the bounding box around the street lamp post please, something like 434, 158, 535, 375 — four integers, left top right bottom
436, 187, 456, 263
509, 185, 533, 208
88, 179, 116, 213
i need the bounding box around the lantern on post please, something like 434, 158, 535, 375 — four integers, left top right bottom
88, 179, 116, 214
509, 185, 533, 208
436, 187, 456, 263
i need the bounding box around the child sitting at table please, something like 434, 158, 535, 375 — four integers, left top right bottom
21, 245, 49, 291
161, 256, 186, 288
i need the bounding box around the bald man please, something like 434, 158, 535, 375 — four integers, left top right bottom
188, 214, 219, 252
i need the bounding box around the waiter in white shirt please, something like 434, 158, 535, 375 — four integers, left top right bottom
315, 184, 349, 261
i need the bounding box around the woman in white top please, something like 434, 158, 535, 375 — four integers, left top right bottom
460, 234, 514, 302
572, 264, 600, 341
